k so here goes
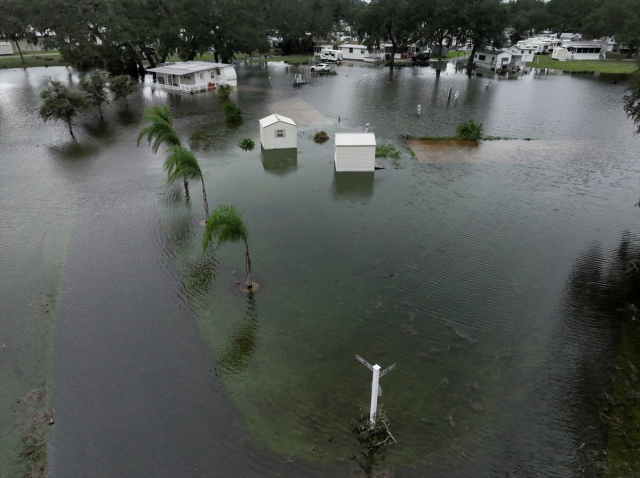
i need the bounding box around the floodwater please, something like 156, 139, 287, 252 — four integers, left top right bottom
0, 60, 638, 477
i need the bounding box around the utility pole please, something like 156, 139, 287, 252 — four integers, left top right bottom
356, 355, 396, 425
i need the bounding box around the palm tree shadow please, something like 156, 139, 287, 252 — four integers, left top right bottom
217, 292, 259, 378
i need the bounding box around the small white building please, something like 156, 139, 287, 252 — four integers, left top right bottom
0, 42, 13, 55
259, 114, 297, 150
334, 133, 376, 172
147, 61, 237, 92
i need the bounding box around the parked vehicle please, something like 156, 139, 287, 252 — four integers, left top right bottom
411, 51, 431, 62
310, 63, 331, 72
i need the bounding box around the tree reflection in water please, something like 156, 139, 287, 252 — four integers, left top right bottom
218, 292, 259, 378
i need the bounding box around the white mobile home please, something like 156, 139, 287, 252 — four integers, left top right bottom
473, 50, 513, 69
147, 61, 237, 92
334, 133, 376, 172
506, 45, 535, 63
562, 42, 607, 60
259, 114, 297, 150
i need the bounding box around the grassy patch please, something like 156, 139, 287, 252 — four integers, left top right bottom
526, 55, 638, 74
0, 54, 68, 70
375, 143, 400, 158
483, 136, 516, 141
249, 54, 313, 65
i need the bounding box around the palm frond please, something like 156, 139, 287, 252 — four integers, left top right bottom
203, 205, 248, 252
165, 146, 202, 183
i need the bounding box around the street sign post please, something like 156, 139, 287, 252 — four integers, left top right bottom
356, 355, 396, 425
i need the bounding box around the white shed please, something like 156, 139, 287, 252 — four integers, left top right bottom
0, 42, 13, 55
334, 133, 376, 172
259, 114, 297, 150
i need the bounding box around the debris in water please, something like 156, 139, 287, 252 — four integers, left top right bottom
442, 413, 456, 427
466, 382, 482, 392
389, 273, 400, 279
437, 377, 449, 387
454, 329, 477, 344
470, 401, 483, 411
375, 301, 383, 309
497, 351, 514, 360
397, 323, 418, 337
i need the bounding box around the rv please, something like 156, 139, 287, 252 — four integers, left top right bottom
320, 50, 343, 62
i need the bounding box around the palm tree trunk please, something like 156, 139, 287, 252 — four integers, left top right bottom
183, 176, 190, 199
14, 40, 25, 64
200, 177, 209, 223
245, 241, 252, 288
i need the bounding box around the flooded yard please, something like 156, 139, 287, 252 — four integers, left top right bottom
0, 60, 638, 477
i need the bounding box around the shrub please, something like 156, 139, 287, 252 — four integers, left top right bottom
217, 83, 233, 100
238, 138, 255, 151
375, 143, 400, 158
313, 131, 329, 143
223, 102, 242, 123
455, 120, 483, 141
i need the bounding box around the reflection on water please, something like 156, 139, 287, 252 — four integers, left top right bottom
218, 293, 259, 378
331, 171, 374, 202
261, 147, 298, 176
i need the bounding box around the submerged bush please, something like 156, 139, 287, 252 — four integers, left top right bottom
223, 102, 242, 123
375, 143, 400, 158
217, 83, 233, 100
455, 119, 483, 141
313, 131, 330, 143
238, 138, 255, 151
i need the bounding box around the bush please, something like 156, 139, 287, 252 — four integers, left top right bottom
217, 83, 233, 100
313, 131, 329, 143
375, 143, 400, 158
238, 138, 255, 151
455, 119, 483, 141
223, 102, 242, 123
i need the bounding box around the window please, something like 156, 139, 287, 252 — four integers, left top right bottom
360, 50, 364, 54
479, 54, 486, 61
349, 48, 353, 53
275, 129, 285, 138
216, 68, 221, 75
595, 48, 601, 54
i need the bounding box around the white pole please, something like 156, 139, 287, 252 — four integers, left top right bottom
370, 364, 380, 425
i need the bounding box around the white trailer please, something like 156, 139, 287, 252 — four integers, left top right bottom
320, 49, 343, 62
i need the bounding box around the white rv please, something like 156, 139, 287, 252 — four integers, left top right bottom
320, 49, 343, 62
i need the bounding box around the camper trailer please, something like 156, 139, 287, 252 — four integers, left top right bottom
320, 49, 343, 62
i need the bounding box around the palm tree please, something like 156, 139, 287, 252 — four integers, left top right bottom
203, 205, 253, 289
165, 146, 209, 221
136, 105, 180, 153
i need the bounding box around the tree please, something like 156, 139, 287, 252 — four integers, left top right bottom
623, 59, 640, 135
356, 0, 420, 70
39, 79, 88, 138
108, 75, 136, 105
460, 0, 509, 74
583, 0, 640, 58
506, 0, 549, 43
202, 205, 253, 289
79, 71, 111, 119
164, 146, 209, 218
546, 0, 597, 38
137, 105, 181, 154
0, 0, 37, 65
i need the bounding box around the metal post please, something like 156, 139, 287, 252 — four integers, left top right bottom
370, 364, 380, 424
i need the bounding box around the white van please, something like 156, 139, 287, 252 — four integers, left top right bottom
320, 50, 343, 62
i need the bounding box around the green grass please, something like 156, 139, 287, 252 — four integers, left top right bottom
446, 51, 469, 59
375, 143, 400, 158
249, 54, 314, 65
526, 55, 638, 74
0, 53, 67, 69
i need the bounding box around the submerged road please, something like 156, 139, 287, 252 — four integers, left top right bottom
49, 132, 345, 477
